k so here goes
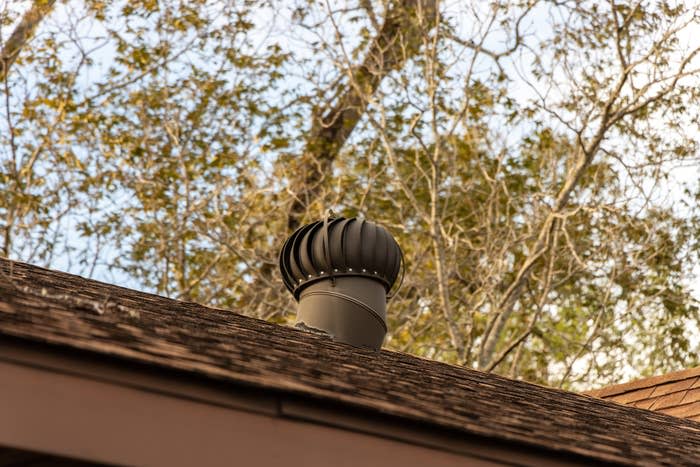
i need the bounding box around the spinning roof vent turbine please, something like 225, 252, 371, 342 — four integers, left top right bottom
279, 214, 404, 349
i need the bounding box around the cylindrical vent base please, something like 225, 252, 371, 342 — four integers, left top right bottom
296, 276, 387, 349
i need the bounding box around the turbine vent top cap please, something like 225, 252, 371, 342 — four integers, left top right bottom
279, 215, 403, 301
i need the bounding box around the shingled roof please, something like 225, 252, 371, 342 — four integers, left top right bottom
586, 366, 700, 421
2, 257, 700, 466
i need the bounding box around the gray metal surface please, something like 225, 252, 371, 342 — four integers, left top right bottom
297, 276, 387, 349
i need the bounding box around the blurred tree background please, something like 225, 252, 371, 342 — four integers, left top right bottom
2, 0, 700, 389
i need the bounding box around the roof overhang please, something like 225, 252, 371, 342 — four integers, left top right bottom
0, 335, 597, 467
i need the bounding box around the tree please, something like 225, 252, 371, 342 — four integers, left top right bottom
2, 0, 699, 389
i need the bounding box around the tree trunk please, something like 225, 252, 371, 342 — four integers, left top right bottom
286, 0, 438, 231
1, 0, 57, 79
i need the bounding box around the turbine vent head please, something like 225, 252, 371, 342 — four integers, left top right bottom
279, 215, 403, 349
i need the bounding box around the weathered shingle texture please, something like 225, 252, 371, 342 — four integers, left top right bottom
2, 258, 700, 466
587, 367, 700, 421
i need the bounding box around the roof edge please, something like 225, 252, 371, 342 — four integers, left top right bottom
1, 334, 612, 467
